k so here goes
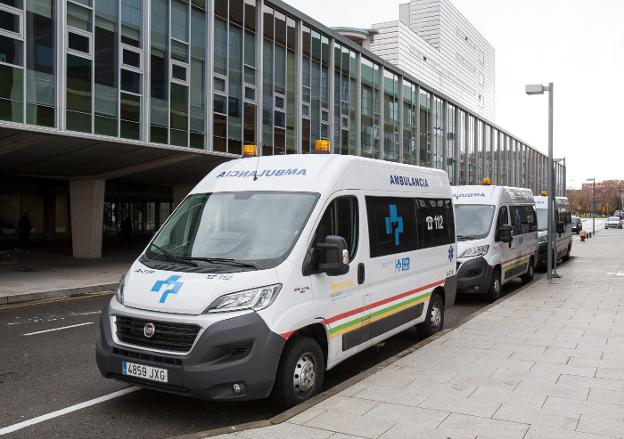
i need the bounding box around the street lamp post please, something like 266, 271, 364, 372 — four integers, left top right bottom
526, 82, 558, 280
587, 178, 596, 235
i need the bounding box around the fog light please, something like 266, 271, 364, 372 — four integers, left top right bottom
232, 383, 242, 394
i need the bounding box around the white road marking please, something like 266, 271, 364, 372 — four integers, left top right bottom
22, 322, 94, 336
0, 387, 140, 436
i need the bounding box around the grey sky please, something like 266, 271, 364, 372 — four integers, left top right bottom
285, 0, 624, 188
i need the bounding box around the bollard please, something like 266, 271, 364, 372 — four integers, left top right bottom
579, 230, 586, 242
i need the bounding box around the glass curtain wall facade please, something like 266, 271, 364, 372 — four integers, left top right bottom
0, 0, 563, 194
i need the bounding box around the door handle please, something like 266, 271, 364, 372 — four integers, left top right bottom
357, 263, 365, 285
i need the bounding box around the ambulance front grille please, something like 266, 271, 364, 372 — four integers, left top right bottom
115, 315, 200, 352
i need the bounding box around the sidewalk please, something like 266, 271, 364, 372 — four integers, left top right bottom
212, 232, 624, 439
0, 248, 137, 304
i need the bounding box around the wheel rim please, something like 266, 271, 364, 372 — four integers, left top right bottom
293, 353, 316, 397
493, 277, 500, 295
430, 303, 442, 331
528, 264, 534, 277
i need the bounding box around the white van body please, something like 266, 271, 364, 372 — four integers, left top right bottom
96, 154, 457, 404
534, 196, 572, 266
453, 185, 538, 301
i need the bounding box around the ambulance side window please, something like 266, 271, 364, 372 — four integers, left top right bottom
313, 196, 359, 260
366, 196, 418, 258
497, 206, 509, 228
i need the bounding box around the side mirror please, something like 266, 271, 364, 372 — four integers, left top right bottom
556, 222, 564, 234
317, 235, 350, 276
496, 224, 513, 243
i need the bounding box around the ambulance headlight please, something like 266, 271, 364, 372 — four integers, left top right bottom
460, 245, 489, 258
115, 274, 125, 304
204, 284, 282, 313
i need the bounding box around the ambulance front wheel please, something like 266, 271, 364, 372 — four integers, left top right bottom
487, 268, 502, 302
418, 293, 444, 338
271, 336, 325, 410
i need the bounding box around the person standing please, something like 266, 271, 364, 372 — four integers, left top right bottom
17, 212, 32, 251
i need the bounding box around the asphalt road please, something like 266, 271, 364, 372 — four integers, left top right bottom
0, 260, 569, 439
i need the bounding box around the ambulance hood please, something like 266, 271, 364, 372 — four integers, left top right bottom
121, 260, 280, 315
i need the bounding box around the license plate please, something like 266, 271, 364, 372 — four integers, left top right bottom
122, 361, 168, 383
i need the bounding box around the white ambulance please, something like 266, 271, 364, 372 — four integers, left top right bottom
96, 151, 457, 408
534, 195, 572, 267
453, 182, 538, 302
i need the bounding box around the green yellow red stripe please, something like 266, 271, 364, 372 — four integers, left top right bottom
279, 279, 444, 340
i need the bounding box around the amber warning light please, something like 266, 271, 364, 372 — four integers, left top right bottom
482, 178, 491, 185
314, 139, 331, 154
242, 144, 257, 157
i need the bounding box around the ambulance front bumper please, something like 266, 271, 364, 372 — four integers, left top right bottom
95, 301, 285, 401
456, 257, 493, 294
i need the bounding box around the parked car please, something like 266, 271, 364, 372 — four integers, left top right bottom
605, 216, 623, 229
571, 215, 582, 234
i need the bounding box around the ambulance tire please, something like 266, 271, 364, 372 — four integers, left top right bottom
270, 336, 325, 410
521, 257, 535, 284
417, 293, 444, 338
486, 268, 502, 303
562, 244, 571, 262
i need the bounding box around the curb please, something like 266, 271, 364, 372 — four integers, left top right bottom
0, 283, 117, 306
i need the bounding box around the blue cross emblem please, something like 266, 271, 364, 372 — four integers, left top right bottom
151, 275, 184, 303
385, 204, 404, 246
448, 245, 454, 262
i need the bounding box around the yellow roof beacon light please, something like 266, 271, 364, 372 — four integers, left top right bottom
242, 144, 257, 157
482, 177, 491, 186
314, 139, 331, 154
540, 191, 548, 196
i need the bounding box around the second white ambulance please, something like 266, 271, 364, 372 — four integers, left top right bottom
453, 182, 538, 301
534, 195, 572, 267
96, 150, 457, 408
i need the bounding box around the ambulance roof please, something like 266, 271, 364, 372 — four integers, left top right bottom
452, 185, 535, 206
190, 154, 452, 197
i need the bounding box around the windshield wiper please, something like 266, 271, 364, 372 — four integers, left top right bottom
181, 257, 258, 270
149, 243, 198, 266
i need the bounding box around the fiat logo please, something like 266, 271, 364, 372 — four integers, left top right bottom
143, 323, 156, 338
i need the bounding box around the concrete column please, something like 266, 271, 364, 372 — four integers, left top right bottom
70, 180, 105, 259
172, 184, 194, 208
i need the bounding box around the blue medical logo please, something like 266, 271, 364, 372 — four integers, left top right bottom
385, 204, 404, 246
448, 245, 454, 262
395, 257, 410, 272
151, 275, 183, 303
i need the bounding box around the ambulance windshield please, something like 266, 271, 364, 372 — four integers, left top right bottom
144, 192, 318, 270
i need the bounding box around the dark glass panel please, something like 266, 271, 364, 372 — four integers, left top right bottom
121, 0, 142, 47
170, 82, 188, 131
123, 49, 140, 67
0, 63, 22, 122
243, 101, 255, 144
286, 18, 295, 51
0, 9, 20, 34
26, 0, 55, 126
151, 125, 168, 144
0, 34, 23, 66
66, 54, 91, 114
0, 0, 23, 8
68, 32, 90, 53
172, 63, 186, 81
274, 11, 285, 46
120, 92, 140, 140
229, 0, 243, 26
263, 5, 272, 39
214, 0, 227, 19
213, 113, 226, 152
244, 0, 255, 31
120, 69, 141, 94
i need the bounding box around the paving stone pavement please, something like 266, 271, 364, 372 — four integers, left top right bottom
211, 232, 624, 439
